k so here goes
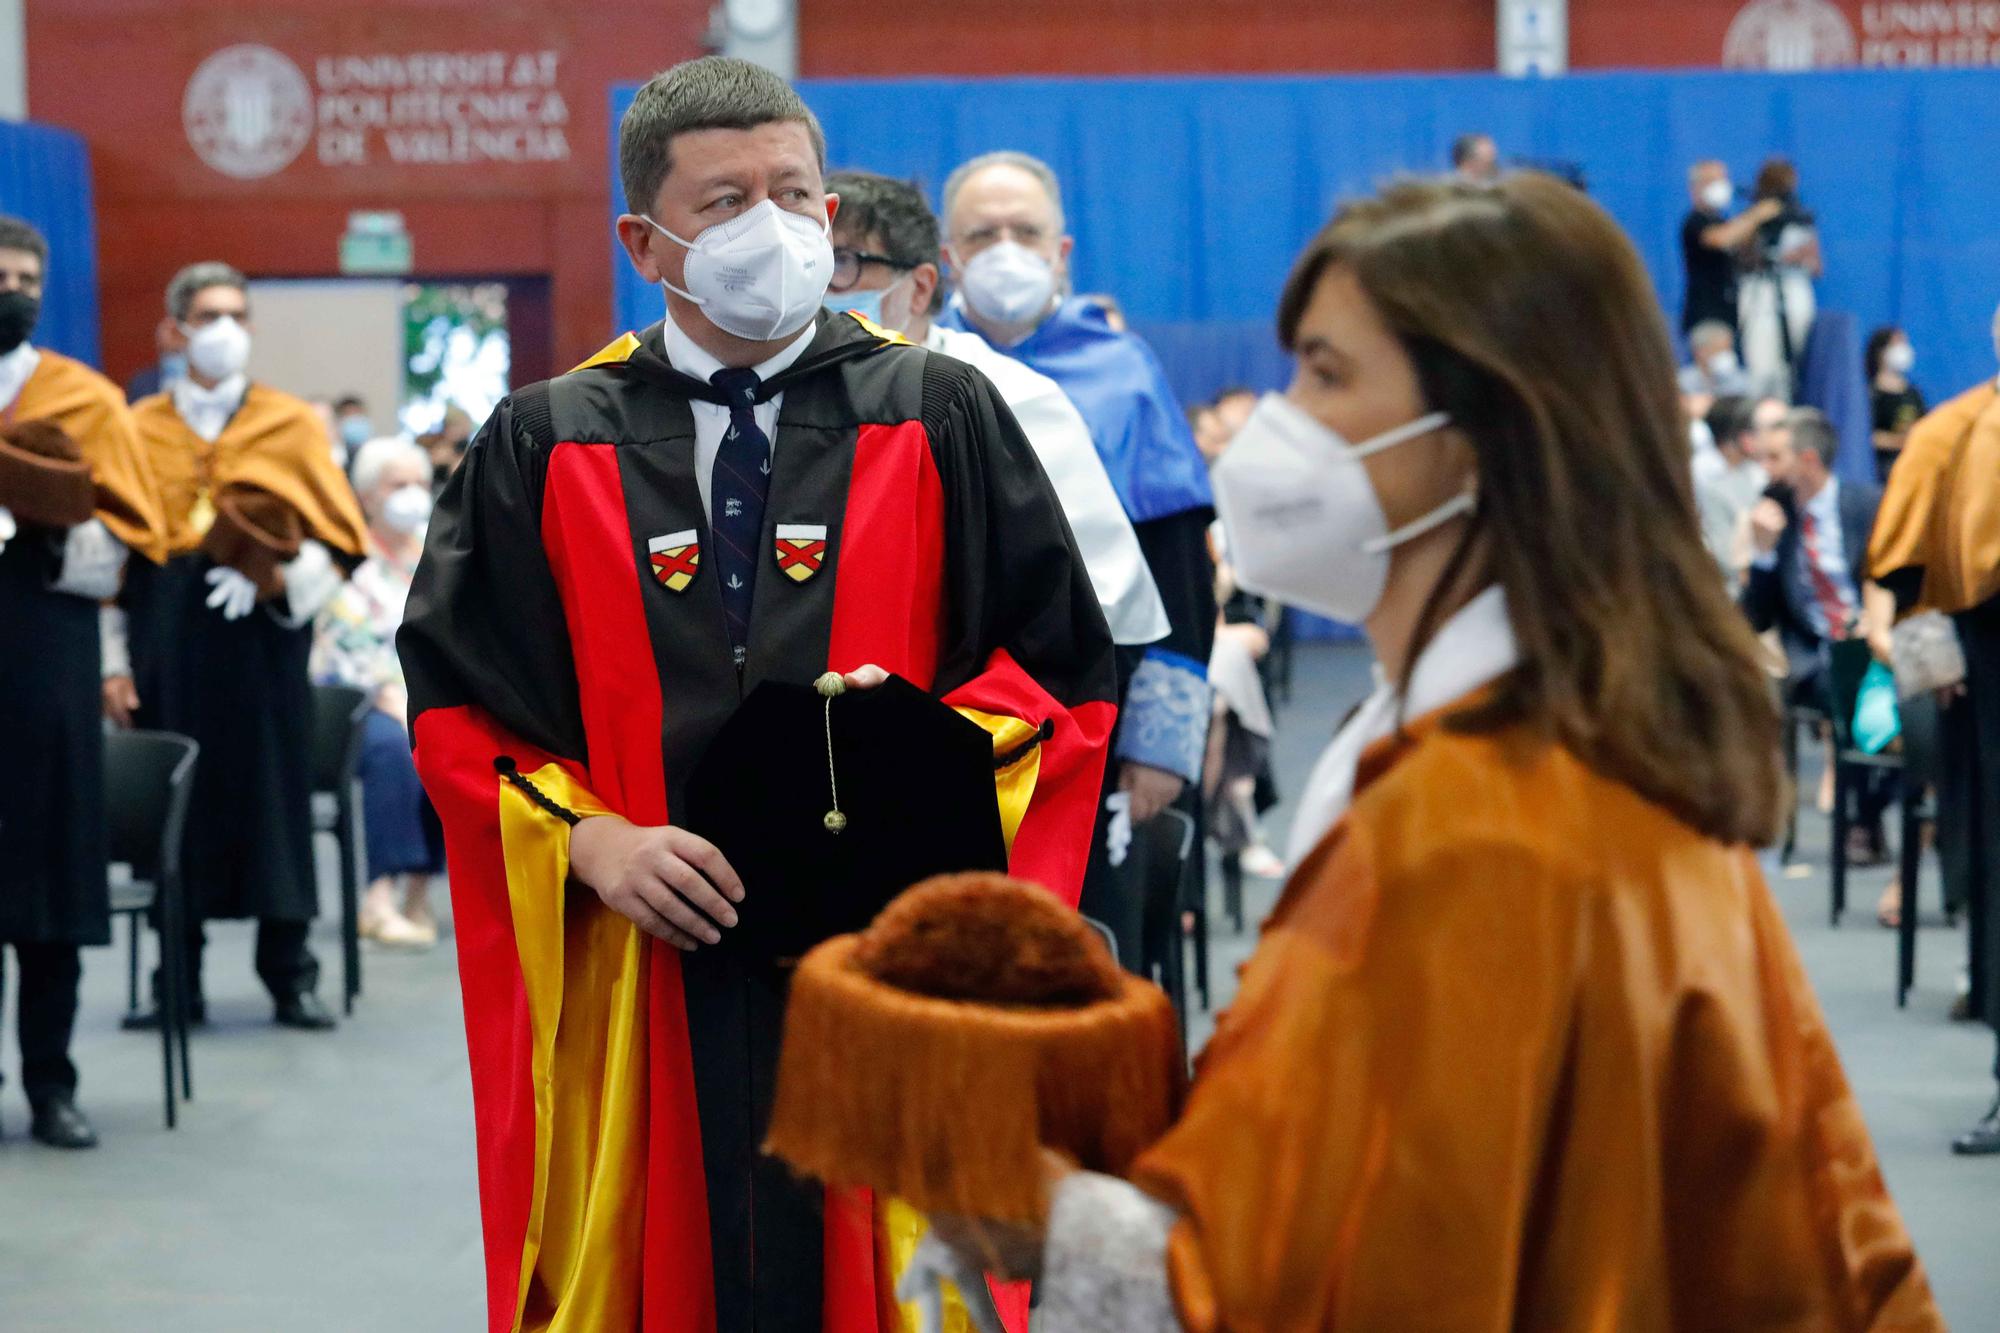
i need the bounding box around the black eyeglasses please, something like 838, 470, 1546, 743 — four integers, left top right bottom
830, 246, 915, 292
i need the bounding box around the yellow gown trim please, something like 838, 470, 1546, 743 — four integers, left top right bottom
496, 764, 650, 1333
568, 332, 643, 374
951, 707, 1044, 852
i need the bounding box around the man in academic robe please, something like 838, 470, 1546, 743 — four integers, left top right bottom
1868, 305, 2000, 1155
120, 262, 367, 1031
822, 168, 1169, 652
936, 151, 1216, 966
0, 215, 168, 1149
398, 58, 1116, 1333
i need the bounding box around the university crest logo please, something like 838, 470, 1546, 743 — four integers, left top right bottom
649, 529, 701, 593
774, 523, 828, 583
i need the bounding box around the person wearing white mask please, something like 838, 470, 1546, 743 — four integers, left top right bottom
399, 56, 1115, 1331
937, 150, 1218, 972
893, 173, 1939, 1332
1681, 159, 1782, 344
121, 261, 368, 1033
1868, 323, 1928, 483
1676, 318, 1752, 410
312, 437, 442, 950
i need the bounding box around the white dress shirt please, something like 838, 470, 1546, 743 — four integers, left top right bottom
922, 323, 1169, 647
172, 373, 249, 443
0, 341, 41, 415
660, 311, 816, 522
1284, 585, 1519, 867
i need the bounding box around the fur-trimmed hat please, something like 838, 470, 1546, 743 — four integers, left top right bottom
200, 483, 303, 597
764, 874, 1186, 1224
0, 420, 95, 529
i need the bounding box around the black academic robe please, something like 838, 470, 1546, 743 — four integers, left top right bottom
398, 311, 1117, 1333
123, 385, 366, 924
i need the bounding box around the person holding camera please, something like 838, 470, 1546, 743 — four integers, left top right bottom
1738, 158, 1823, 401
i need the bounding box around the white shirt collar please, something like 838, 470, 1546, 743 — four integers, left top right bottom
660, 309, 816, 389
1802, 475, 1841, 525
1284, 585, 1519, 866
0, 342, 41, 414
172, 373, 249, 441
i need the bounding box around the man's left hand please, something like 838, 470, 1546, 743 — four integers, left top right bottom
1119, 762, 1185, 825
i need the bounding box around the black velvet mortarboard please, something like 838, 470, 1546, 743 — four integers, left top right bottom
679, 674, 1009, 961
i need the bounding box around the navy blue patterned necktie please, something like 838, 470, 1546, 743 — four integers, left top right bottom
709, 366, 770, 669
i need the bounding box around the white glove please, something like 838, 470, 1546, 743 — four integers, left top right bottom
280, 538, 341, 623
51, 518, 128, 600
0, 505, 14, 553
894, 1230, 1008, 1333
204, 565, 260, 620
1104, 790, 1134, 869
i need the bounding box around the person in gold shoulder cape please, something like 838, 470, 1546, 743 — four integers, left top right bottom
0, 214, 168, 1149
119, 261, 365, 1033
891, 176, 1941, 1332
1869, 307, 2000, 1157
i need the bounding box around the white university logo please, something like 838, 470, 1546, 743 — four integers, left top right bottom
1723, 0, 1859, 69
183, 44, 314, 180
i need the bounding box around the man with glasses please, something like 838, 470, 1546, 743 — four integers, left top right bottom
822, 169, 1167, 650
938, 150, 1216, 968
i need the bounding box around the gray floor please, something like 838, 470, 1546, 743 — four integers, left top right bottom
0, 641, 1991, 1330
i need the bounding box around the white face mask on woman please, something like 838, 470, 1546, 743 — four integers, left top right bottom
182, 315, 251, 382
1883, 342, 1916, 375
380, 483, 433, 535
643, 199, 834, 342
1212, 392, 1470, 624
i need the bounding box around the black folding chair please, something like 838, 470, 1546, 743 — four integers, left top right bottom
1780, 700, 1829, 868
1825, 640, 1917, 931
309, 684, 372, 1016
104, 729, 199, 1129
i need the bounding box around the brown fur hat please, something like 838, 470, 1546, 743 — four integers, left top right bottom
200, 483, 303, 598
0, 420, 96, 529
764, 873, 1186, 1224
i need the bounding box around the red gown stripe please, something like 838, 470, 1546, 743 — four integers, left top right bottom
827, 421, 947, 687
540, 443, 716, 1333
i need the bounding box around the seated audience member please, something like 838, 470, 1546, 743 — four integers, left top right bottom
1451, 132, 1499, 184
313, 437, 443, 948
1678, 319, 1752, 410
1867, 325, 1926, 484
417, 404, 473, 488
1692, 395, 1769, 589
1743, 407, 1894, 862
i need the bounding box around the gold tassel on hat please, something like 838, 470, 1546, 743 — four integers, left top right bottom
764, 874, 1186, 1225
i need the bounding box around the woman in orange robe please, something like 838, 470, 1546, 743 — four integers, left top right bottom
925, 174, 1942, 1331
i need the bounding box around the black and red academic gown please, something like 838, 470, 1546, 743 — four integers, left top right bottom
399, 311, 1117, 1333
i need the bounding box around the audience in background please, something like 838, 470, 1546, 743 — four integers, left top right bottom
417, 405, 473, 488
1693, 394, 1771, 591
331, 394, 374, 461
1451, 132, 1499, 184
314, 438, 443, 951
1868, 325, 1927, 484
1739, 157, 1822, 401
1678, 319, 1752, 413
1744, 407, 1893, 864
1680, 159, 1780, 340
122, 316, 187, 405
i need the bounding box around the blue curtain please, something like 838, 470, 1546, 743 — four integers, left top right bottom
613, 68, 2000, 417
0, 122, 100, 366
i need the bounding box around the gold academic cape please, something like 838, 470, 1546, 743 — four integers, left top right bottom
12, 349, 168, 563
131, 382, 365, 558
1134, 702, 1940, 1332
1869, 380, 2000, 615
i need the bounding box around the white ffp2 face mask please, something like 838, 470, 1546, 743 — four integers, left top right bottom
380, 483, 433, 535
182, 316, 251, 382
1700, 179, 1734, 212
1212, 393, 1470, 624
1884, 342, 1915, 374
954, 240, 1057, 330
645, 199, 834, 342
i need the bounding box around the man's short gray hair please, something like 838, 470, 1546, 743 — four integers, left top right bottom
1688, 319, 1734, 352
350, 436, 431, 500
942, 150, 1067, 235
618, 56, 827, 215
165, 262, 248, 322
1688, 159, 1724, 188
1785, 406, 1838, 466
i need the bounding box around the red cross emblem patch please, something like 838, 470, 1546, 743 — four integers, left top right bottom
774, 523, 828, 583
648, 529, 700, 593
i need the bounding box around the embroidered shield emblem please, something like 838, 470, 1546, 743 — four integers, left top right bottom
648, 529, 700, 593
774, 523, 828, 583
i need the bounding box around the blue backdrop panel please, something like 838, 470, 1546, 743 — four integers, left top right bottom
613, 68, 2000, 424
0, 121, 100, 366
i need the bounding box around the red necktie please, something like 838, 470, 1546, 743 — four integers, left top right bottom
1799, 509, 1848, 641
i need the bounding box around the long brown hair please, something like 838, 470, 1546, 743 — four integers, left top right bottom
1277, 173, 1786, 847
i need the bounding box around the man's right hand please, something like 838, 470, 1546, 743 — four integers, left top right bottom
569, 815, 745, 952
102, 674, 140, 728
1750, 497, 1789, 554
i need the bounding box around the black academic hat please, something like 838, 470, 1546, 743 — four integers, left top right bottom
680, 673, 1009, 961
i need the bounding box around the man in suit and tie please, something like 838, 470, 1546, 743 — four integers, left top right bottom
1743, 407, 1892, 863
